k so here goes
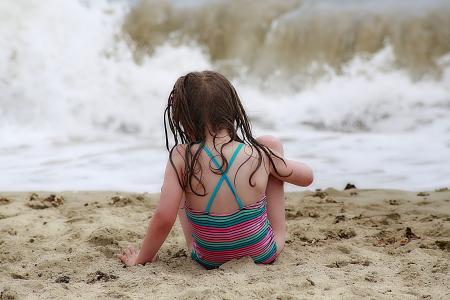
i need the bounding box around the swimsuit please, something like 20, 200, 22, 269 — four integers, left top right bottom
185, 143, 278, 269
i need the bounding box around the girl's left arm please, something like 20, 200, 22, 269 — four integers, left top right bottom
119, 150, 184, 266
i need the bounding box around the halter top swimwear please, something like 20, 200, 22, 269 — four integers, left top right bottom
185, 143, 278, 269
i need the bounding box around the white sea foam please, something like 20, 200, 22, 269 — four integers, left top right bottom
0, 0, 449, 191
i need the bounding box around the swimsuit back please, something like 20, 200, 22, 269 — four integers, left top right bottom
185, 143, 278, 269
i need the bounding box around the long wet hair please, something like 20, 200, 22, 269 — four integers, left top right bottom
164, 70, 288, 196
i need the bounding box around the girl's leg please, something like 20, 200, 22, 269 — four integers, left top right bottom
257, 135, 286, 255
177, 195, 193, 251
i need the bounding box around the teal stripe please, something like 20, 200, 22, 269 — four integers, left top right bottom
186, 206, 264, 223
187, 204, 264, 221
186, 208, 265, 228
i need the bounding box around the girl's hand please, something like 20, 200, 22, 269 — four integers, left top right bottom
117, 245, 140, 266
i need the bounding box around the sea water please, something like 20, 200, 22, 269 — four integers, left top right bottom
0, 0, 449, 191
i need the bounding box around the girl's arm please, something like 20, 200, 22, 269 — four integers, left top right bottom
270, 154, 314, 187
118, 148, 184, 266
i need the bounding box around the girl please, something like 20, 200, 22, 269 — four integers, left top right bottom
118, 71, 313, 269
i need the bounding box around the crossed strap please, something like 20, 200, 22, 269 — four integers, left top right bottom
202, 143, 245, 213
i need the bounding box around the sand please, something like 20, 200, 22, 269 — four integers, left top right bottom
0, 188, 449, 299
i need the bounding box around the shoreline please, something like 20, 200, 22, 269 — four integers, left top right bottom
1, 189, 449, 299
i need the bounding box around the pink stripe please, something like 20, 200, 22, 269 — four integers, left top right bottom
195, 231, 275, 261
191, 214, 268, 241
193, 221, 267, 243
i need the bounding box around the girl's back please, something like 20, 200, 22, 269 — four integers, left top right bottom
185, 140, 269, 214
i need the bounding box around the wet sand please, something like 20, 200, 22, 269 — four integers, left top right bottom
0, 189, 449, 299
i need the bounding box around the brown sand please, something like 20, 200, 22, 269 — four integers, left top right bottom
0, 189, 449, 299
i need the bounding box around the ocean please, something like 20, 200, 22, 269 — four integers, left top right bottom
1, 0, 449, 191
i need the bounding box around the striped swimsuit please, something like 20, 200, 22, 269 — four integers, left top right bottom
185, 143, 278, 269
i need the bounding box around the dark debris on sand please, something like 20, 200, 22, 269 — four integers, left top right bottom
27, 193, 64, 209
326, 229, 356, 240
87, 271, 118, 284
334, 214, 346, 224
417, 192, 430, 197
388, 199, 400, 205
286, 208, 303, 219
312, 190, 327, 199
344, 183, 357, 190
400, 227, 420, 246
0, 197, 10, 205
110, 196, 133, 207
405, 227, 419, 240
435, 241, 450, 252
109, 194, 147, 207
170, 249, 188, 258
55, 275, 70, 283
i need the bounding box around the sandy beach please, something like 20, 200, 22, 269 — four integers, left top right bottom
0, 188, 449, 299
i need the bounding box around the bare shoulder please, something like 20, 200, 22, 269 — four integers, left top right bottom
242, 143, 271, 175
256, 135, 284, 154
255, 136, 287, 175
169, 143, 204, 166
168, 144, 188, 171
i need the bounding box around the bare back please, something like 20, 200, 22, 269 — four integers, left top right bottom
185, 141, 270, 214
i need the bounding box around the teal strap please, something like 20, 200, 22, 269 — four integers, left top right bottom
203, 143, 245, 213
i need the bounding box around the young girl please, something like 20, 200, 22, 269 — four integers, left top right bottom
118, 71, 313, 269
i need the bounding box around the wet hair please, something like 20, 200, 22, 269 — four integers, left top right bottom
164, 70, 288, 196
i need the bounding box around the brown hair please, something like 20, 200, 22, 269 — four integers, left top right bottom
164, 70, 287, 196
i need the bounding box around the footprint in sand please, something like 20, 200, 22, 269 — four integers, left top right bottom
0, 287, 18, 299
87, 227, 140, 247
87, 226, 141, 257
